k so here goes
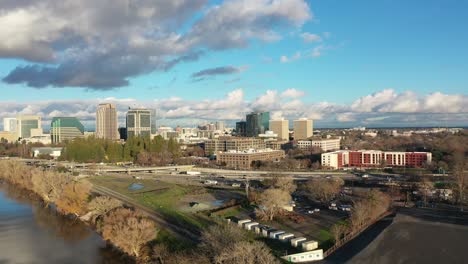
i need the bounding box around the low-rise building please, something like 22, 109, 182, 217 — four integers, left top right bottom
297, 138, 340, 152
217, 149, 285, 169
0, 131, 17, 142
205, 137, 266, 154
32, 147, 63, 159
322, 150, 432, 169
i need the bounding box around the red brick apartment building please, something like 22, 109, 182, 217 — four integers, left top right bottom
322, 150, 432, 169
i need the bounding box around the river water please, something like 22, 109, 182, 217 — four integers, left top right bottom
0, 182, 129, 264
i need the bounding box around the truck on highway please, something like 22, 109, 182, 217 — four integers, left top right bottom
180, 171, 201, 175
204, 180, 218, 185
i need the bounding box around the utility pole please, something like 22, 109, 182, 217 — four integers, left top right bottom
245, 179, 250, 199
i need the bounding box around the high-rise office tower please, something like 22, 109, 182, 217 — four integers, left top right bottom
50, 117, 85, 143
3, 118, 17, 132
215, 121, 225, 131
246, 112, 270, 137
16, 115, 41, 139
96, 103, 119, 140
126, 108, 152, 138
150, 109, 157, 134
236, 121, 247, 137
270, 119, 289, 141
293, 118, 313, 140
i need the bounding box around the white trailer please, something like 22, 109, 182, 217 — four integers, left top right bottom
290, 237, 307, 248
278, 233, 295, 241
270, 230, 285, 239
244, 222, 259, 231
302, 241, 318, 251
237, 219, 251, 227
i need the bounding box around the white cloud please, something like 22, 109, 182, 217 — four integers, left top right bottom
337, 113, 357, 122
280, 52, 301, 63
281, 88, 305, 98
300, 32, 322, 43
311, 45, 325, 57
0, 89, 466, 130
351, 89, 468, 114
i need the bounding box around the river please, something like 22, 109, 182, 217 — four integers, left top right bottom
0, 182, 130, 264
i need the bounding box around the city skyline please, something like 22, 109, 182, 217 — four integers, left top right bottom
0, 1, 467, 128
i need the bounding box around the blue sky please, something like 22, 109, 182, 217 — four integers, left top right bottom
0, 0, 467, 128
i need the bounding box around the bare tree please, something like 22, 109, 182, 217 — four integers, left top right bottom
350, 189, 391, 232
32, 169, 71, 205
88, 196, 123, 222
269, 175, 296, 194
452, 153, 467, 212
256, 188, 291, 221
330, 223, 348, 243
419, 177, 433, 207
56, 181, 92, 216
200, 223, 248, 259
102, 208, 158, 257
215, 241, 280, 264
305, 178, 344, 203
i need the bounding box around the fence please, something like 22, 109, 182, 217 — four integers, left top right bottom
323, 210, 394, 257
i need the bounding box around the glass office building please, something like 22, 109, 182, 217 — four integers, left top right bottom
246, 112, 270, 137
50, 117, 85, 143
126, 108, 152, 138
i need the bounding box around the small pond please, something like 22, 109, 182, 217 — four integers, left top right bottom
128, 183, 144, 191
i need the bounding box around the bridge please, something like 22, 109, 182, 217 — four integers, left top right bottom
92, 165, 195, 173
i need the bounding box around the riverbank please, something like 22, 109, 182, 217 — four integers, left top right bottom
0, 182, 131, 263
0, 160, 157, 261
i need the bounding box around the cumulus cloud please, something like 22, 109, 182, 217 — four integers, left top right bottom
0, 89, 466, 130
281, 88, 305, 98
351, 89, 468, 113
0, 0, 312, 90
300, 32, 322, 43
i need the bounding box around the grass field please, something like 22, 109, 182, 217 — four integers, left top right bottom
90, 176, 214, 233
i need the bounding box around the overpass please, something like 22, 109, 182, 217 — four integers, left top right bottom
195, 167, 351, 176
92, 165, 195, 173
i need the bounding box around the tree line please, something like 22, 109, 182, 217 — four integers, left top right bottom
60, 136, 180, 164
0, 160, 280, 263
0, 160, 157, 259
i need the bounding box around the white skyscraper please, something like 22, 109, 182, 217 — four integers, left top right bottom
3, 118, 17, 132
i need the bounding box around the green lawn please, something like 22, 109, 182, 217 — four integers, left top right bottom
318, 229, 334, 250
90, 176, 213, 232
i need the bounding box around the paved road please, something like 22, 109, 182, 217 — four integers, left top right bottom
92, 185, 200, 243
322, 208, 468, 264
